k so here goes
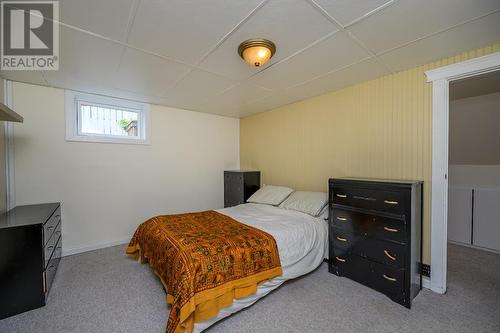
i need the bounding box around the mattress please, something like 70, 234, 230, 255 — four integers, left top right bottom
193, 203, 329, 332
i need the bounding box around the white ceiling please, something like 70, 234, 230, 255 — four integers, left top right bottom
1, 0, 500, 118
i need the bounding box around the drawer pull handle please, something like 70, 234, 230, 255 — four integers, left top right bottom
47, 226, 54, 230
47, 246, 54, 251
384, 250, 396, 261
336, 216, 348, 221
384, 200, 399, 205
335, 256, 346, 263
336, 236, 347, 242
48, 265, 55, 271
383, 226, 399, 233
383, 274, 397, 282
336, 194, 347, 198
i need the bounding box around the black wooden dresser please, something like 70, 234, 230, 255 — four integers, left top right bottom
328, 178, 422, 308
224, 170, 260, 208
0, 203, 62, 319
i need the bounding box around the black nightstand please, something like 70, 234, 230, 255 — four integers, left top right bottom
224, 171, 260, 208
0, 203, 62, 319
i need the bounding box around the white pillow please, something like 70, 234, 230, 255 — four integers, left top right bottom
247, 185, 294, 206
279, 191, 328, 217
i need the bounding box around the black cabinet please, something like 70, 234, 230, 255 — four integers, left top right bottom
224, 171, 260, 208
0, 203, 62, 319
328, 178, 422, 308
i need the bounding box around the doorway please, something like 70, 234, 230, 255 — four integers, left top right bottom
446, 71, 500, 301
425, 51, 500, 294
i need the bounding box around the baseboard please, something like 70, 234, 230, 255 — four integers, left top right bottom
422, 276, 431, 289
448, 240, 500, 255
62, 237, 130, 257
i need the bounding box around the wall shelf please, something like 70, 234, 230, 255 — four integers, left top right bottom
0, 102, 23, 122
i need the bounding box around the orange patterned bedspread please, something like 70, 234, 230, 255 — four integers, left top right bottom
126, 210, 282, 333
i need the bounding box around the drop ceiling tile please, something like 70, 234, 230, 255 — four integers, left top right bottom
43, 25, 124, 91
59, 0, 134, 41
66, 85, 173, 107
239, 93, 300, 116
127, 0, 263, 66
314, 0, 392, 26
198, 0, 337, 80
113, 47, 191, 97
248, 32, 370, 90
216, 82, 272, 105
166, 69, 236, 109
102, 88, 174, 107
189, 100, 240, 117
19, 26, 184, 108
285, 58, 389, 100
379, 11, 500, 72
197, 83, 273, 117
348, 0, 500, 54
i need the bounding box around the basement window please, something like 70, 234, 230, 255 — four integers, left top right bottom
65, 91, 151, 144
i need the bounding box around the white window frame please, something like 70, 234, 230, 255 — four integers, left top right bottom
65, 90, 151, 145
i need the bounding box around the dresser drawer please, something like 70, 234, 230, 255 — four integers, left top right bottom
329, 252, 373, 284
371, 261, 405, 305
331, 229, 406, 268
332, 186, 406, 214
44, 221, 61, 268
329, 251, 405, 305
43, 206, 61, 246
331, 208, 406, 244
44, 236, 62, 296
330, 229, 364, 253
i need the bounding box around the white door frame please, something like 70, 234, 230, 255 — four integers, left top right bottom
3, 79, 15, 210
425, 51, 500, 294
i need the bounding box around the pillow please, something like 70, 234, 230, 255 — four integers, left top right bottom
279, 191, 328, 217
247, 185, 294, 206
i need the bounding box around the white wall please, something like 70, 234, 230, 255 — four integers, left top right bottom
449, 92, 500, 188
449, 92, 500, 165
11, 82, 240, 255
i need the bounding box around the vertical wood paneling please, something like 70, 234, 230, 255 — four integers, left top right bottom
240, 43, 500, 264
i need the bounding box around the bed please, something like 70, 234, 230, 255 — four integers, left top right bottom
128, 187, 329, 333
194, 203, 328, 332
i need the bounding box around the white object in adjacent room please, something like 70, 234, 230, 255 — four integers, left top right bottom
448, 185, 500, 253
448, 186, 472, 244
473, 188, 500, 252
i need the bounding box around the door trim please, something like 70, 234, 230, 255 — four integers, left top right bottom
425, 51, 500, 294
3, 79, 15, 210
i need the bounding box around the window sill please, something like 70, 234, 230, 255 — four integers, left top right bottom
65, 135, 151, 145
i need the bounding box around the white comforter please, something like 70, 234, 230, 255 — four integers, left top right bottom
193, 203, 329, 332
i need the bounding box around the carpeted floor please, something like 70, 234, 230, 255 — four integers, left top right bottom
1, 243, 499, 333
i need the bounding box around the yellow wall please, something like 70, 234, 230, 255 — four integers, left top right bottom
240, 43, 500, 264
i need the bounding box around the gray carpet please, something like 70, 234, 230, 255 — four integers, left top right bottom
1, 243, 499, 333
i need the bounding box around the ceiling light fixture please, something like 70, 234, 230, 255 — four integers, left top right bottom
238, 39, 276, 67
